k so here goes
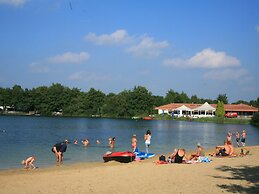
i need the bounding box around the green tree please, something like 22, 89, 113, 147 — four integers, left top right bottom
164, 89, 178, 104
215, 101, 225, 117
250, 97, 259, 108
63, 92, 87, 116
251, 112, 259, 126
128, 86, 153, 117
32, 86, 51, 115
217, 94, 228, 104
190, 95, 201, 104
84, 88, 105, 116
152, 95, 164, 107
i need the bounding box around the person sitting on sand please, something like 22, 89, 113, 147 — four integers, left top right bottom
214, 140, 230, 157
189, 143, 205, 160
131, 134, 138, 152
227, 141, 235, 156
171, 148, 187, 163
21, 156, 36, 169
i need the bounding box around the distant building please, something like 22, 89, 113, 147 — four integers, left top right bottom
155, 102, 258, 118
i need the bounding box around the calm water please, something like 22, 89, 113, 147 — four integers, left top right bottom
0, 115, 259, 169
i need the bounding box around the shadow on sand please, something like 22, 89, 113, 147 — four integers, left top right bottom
212, 165, 259, 193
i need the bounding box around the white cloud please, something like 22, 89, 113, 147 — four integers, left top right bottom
127, 36, 169, 57
0, 0, 28, 6
69, 71, 111, 81
28, 62, 49, 73
164, 48, 240, 69
47, 52, 90, 64
85, 29, 132, 45
203, 68, 248, 81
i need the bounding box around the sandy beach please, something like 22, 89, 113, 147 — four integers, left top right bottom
0, 146, 259, 194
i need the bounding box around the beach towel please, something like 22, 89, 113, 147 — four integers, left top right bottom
198, 156, 211, 163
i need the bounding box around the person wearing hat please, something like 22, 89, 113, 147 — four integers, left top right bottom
51, 139, 69, 163
189, 143, 204, 160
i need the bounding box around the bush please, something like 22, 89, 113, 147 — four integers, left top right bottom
251, 112, 259, 126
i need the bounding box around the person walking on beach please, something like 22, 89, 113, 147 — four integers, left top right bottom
235, 131, 240, 147
241, 130, 246, 147
144, 130, 151, 153
131, 134, 138, 152
21, 156, 36, 169
51, 139, 69, 163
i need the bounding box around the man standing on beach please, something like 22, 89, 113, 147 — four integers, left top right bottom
51, 139, 69, 163
241, 130, 246, 147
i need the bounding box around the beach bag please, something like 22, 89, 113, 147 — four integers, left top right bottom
159, 155, 166, 162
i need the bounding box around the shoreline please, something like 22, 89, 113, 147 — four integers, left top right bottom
0, 146, 258, 194
0, 145, 256, 172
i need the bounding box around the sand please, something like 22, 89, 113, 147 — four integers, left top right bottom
0, 146, 259, 194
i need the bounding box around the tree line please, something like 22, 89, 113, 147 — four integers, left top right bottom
0, 83, 258, 118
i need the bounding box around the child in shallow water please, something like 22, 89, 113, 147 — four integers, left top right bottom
131, 134, 138, 152
21, 156, 36, 169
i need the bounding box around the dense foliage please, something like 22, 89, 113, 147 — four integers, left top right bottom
0, 84, 258, 118
215, 101, 225, 117
251, 112, 259, 126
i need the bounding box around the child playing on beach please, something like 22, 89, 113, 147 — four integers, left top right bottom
144, 130, 151, 153
131, 134, 138, 152
21, 156, 36, 169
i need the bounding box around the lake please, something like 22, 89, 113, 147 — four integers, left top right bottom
0, 115, 259, 169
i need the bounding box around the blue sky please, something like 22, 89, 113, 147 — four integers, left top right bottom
0, 0, 258, 102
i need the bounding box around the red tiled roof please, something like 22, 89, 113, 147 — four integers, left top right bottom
155, 103, 258, 112
224, 103, 258, 112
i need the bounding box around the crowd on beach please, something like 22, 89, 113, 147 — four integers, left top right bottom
156, 129, 248, 164
21, 128, 249, 169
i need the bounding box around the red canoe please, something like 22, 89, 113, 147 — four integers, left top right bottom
103, 151, 136, 163
143, 117, 153, 120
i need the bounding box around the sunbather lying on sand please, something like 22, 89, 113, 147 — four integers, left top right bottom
171, 148, 187, 163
